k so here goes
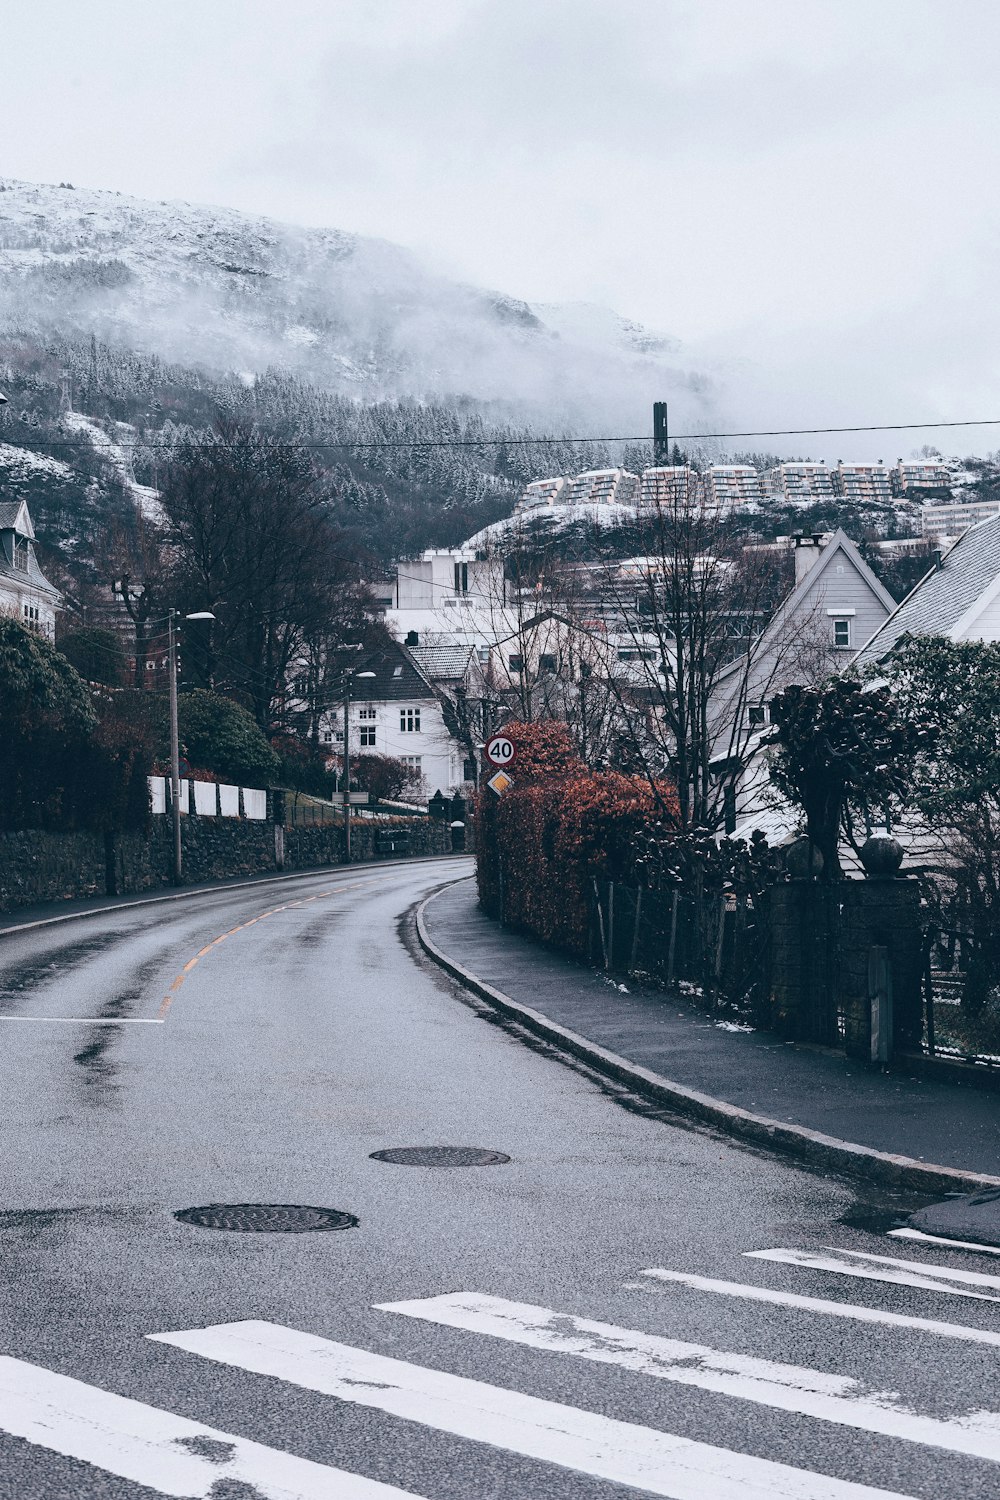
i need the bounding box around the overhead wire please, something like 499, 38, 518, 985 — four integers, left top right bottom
5, 416, 1000, 451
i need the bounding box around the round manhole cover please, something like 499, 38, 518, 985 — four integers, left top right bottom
175, 1204, 358, 1232
369, 1146, 511, 1167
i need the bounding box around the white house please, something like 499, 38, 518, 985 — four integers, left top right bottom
0, 498, 61, 638
320, 639, 468, 800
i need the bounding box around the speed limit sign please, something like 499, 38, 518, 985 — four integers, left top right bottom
484, 734, 516, 768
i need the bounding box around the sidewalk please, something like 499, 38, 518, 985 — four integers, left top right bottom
421, 876, 1000, 1190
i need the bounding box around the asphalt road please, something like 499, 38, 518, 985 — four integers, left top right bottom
0, 856, 997, 1499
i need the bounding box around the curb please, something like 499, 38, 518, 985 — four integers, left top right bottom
0, 853, 473, 940
416, 880, 1000, 1199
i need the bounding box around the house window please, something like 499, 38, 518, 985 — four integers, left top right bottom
358, 707, 376, 720
539, 653, 557, 672
322, 730, 334, 744
401, 755, 422, 778
360, 725, 377, 747
21, 602, 40, 633
833, 618, 851, 648
508, 654, 523, 672
454, 561, 469, 594
400, 708, 421, 733
13, 541, 29, 572
748, 704, 767, 728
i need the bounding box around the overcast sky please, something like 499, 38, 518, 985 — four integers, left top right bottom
5, 0, 1000, 452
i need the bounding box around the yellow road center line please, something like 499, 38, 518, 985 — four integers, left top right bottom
157, 877, 376, 1019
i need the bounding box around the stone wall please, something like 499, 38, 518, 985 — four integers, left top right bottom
0, 830, 108, 911
0, 813, 455, 915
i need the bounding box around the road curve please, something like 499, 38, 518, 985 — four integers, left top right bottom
0, 858, 995, 1499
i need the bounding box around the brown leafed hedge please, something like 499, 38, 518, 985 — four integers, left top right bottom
475, 721, 677, 960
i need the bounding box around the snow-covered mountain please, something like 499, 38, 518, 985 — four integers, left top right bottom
0, 177, 710, 430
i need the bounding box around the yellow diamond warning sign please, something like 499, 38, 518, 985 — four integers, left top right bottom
487, 770, 513, 796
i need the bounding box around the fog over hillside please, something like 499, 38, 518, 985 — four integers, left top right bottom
0, 177, 711, 432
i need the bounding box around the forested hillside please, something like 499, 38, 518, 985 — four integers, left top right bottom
0, 333, 640, 582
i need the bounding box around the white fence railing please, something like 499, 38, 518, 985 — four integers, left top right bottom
147, 777, 268, 820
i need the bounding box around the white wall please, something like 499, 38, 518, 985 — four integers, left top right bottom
0, 580, 57, 638
324, 696, 463, 799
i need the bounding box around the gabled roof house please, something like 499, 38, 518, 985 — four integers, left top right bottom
854, 511, 1000, 667
0, 497, 61, 639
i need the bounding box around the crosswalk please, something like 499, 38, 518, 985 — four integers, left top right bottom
0, 1234, 998, 1498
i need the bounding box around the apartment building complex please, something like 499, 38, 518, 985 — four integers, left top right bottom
892, 460, 953, 498
515, 476, 570, 512
834, 461, 892, 503
766, 462, 835, 502
920, 499, 1000, 538
636, 465, 700, 509
702, 465, 764, 510
564, 468, 640, 506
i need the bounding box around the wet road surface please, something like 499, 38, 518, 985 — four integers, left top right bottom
0, 857, 996, 1499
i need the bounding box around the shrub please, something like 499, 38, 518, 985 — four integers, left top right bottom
353, 754, 415, 802
475, 721, 677, 959
0, 616, 97, 829
172, 690, 280, 785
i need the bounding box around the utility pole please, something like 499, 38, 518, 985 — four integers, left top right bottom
653, 401, 669, 467
342, 668, 376, 864
168, 609, 216, 885
168, 610, 183, 885
342, 678, 353, 865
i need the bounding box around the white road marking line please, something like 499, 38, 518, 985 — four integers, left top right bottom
746, 1248, 1000, 1303
0, 1355, 421, 1499
639, 1268, 1000, 1348
825, 1246, 1000, 1291
150, 1319, 920, 1500
376, 1290, 1000, 1463
890, 1227, 1000, 1257
0, 1016, 164, 1024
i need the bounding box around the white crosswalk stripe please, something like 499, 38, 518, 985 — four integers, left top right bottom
889, 1227, 1000, 1256
746, 1247, 1000, 1302
835, 1246, 1000, 1291
2, 1240, 997, 1498
150, 1317, 924, 1500
638, 1266, 1000, 1346
376, 1289, 1000, 1463
0, 1354, 425, 1499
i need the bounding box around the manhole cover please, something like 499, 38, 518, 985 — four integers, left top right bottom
369, 1146, 511, 1167
174, 1204, 358, 1232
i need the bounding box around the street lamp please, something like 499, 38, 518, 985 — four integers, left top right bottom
343, 669, 376, 864
168, 609, 216, 885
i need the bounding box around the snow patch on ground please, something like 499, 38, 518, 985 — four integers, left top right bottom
61, 411, 164, 521
0, 443, 73, 479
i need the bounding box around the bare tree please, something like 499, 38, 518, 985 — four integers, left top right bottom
159, 428, 370, 731
582, 491, 822, 834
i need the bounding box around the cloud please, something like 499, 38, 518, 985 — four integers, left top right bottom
3, 0, 1000, 451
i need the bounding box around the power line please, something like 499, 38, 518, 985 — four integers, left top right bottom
6, 415, 1000, 452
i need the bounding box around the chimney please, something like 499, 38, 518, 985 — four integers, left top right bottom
793, 531, 828, 585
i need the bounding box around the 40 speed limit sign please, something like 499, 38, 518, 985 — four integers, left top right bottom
484, 733, 516, 768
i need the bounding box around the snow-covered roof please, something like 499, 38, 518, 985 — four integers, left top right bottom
408, 644, 476, 682
854, 511, 1000, 667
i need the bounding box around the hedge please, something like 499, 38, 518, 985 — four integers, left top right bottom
475, 722, 677, 960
